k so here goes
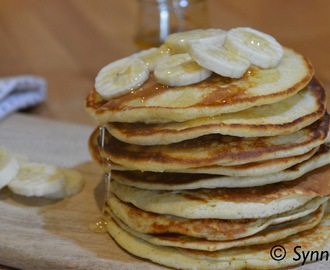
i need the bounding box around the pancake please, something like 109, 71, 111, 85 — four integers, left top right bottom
106, 146, 318, 176
107, 78, 325, 145
97, 113, 329, 171
88, 132, 124, 172
107, 193, 328, 241
106, 203, 330, 270
181, 145, 321, 176
110, 163, 330, 219
91, 125, 319, 176
85, 48, 313, 124
110, 201, 326, 251
110, 144, 330, 189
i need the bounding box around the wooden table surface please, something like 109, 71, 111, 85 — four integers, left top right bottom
0, 1, 330, 269
0, 0, 330, 126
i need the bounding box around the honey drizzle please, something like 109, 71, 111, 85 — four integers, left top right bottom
103, 172, 112, 206
89, 126, 113, 234
88, 174, 112, 233
88, 218, 108, 233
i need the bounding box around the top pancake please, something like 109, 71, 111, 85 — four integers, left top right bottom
85, 48, 313, 124
107, 78, 325, 145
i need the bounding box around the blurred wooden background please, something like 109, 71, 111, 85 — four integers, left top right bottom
0, 0, 329, 126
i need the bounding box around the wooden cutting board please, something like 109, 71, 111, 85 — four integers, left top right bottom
0, 113, 166, 270
0, 113, 328, 270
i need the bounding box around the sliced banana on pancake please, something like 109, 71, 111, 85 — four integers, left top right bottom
132, 45, 171, 71
226, 27, 284, 68
7, 162, 65, 197
0, 147, 19, 189
189, 43, 250, 78
86, 48, 313, 124
95, 57, 149, 100
165, 28, 226, 53
154, 53, 212, 86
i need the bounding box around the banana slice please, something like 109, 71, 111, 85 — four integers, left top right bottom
154, 53, 212, 86
226, 27, 284, 68
0, 147, 19, 189
45, 169, 84, 199
95, 57, 149, 100
189, 43, 250, 78
7, 162, 65, 197
132, 45, 172, 71
165, 29, 227, 53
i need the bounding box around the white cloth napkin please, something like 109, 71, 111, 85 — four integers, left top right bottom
0, 75, 47, 119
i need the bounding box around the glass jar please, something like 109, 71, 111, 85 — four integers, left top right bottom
134, 0, 209, 49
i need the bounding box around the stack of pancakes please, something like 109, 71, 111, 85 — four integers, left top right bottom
86, 41, 330, 268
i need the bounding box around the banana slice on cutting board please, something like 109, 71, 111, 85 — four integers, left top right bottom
225, 27, 284, 68
165, 28, 227, 53
45, 168, 84, 199
7, 162, 66, 197
154, 53, 212, 86
0, 147, 19, 189
95, 57, 149, 100
0, 144, 84, 199
189, 43, 250, 78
